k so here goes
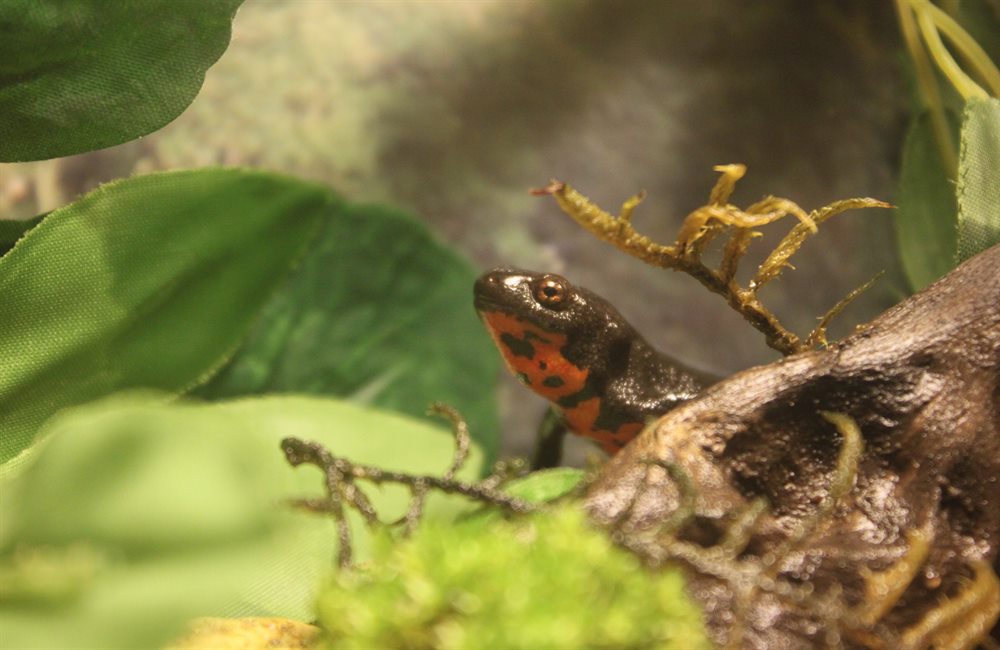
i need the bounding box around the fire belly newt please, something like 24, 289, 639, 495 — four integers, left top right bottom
474, 268, 713, 465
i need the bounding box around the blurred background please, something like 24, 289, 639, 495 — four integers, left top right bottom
0, 0, 909, 459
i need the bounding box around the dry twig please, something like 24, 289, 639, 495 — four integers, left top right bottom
281, 405, 536, 567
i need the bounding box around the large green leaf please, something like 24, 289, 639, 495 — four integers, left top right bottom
956, 98, 1000, 262
0, 0, 243, 161
0, 393, 483, 649
0, 169, 331, 463
0, 214, 44, 256
894, 111, 959, 291
198, 203, 501, 461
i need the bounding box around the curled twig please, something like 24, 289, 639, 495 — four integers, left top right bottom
281, 437, 533, 514
281, 427, 538, 567
397, 402, 475, 535
479, 457, 530, 491
430, 402, 471, 481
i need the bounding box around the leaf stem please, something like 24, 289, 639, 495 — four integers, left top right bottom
895, 0, 958, 175
914, 2, 988, 100
912, 0, 1000, 97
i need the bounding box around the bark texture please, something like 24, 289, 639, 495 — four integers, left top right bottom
587, 243, 1000, 647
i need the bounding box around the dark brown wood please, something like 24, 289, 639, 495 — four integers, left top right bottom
586, 243, 1000, 648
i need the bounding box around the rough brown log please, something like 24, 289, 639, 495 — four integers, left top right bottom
586, 243, 1000, 648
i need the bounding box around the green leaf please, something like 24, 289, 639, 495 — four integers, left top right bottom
460, 468, 587, 529
317, 507, 710, 649
894, 111, 959, 291
0, 169, 331, 463
0, 0, 243, 161
957, 98, 1000, 262
504, 468, 585, 503
0, 393, 484, 648
197, 203, 501, 462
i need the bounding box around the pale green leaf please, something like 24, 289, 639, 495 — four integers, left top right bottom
504, 467, 585, 503
0, 393, 483, 648
956, 97, 1000, 262
894, 111, 959, 290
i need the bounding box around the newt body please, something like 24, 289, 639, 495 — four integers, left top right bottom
474, 268, 711, 457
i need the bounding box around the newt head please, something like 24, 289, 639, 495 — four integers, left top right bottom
473, 267, 709, 456
473, 268, 638, 372
473, 268, 633, 342
473, 268, 636, 392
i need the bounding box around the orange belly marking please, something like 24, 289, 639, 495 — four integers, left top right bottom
562, 399, 644, 454
481, 310, 645, 454
481, 311, 588, 400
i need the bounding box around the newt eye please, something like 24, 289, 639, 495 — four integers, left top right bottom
534, 275, 568, 310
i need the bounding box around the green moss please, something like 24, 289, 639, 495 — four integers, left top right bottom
316, 506, 709, 649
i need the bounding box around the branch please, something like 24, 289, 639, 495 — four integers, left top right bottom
534, 165, 890, 356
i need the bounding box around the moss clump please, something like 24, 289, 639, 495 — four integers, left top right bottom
316, 506, 709, 649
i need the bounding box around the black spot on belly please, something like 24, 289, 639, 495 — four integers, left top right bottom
542, 376, 565, 388
516, 372, 532, 385
558, 383, 599, 408
501, 333, 535, 359
594, 405, 635, 432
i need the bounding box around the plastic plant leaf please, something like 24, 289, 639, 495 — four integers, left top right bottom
503, 467, 585, 503
894, 111, 959, 291
956, 97, 1000, 262
0, 169, 331, 463
197, 203, 501, 462
460, 467, 587, 529
0, 393, 483, 649
0, 0, 244, 161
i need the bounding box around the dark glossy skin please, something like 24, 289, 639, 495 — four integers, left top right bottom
474, 268, 712, 456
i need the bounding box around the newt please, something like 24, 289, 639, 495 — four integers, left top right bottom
474, 268, 714, 467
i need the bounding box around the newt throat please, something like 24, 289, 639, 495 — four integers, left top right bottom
479, 308, 644, 454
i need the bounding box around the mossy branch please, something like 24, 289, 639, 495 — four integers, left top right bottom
534, 165, 890, 356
